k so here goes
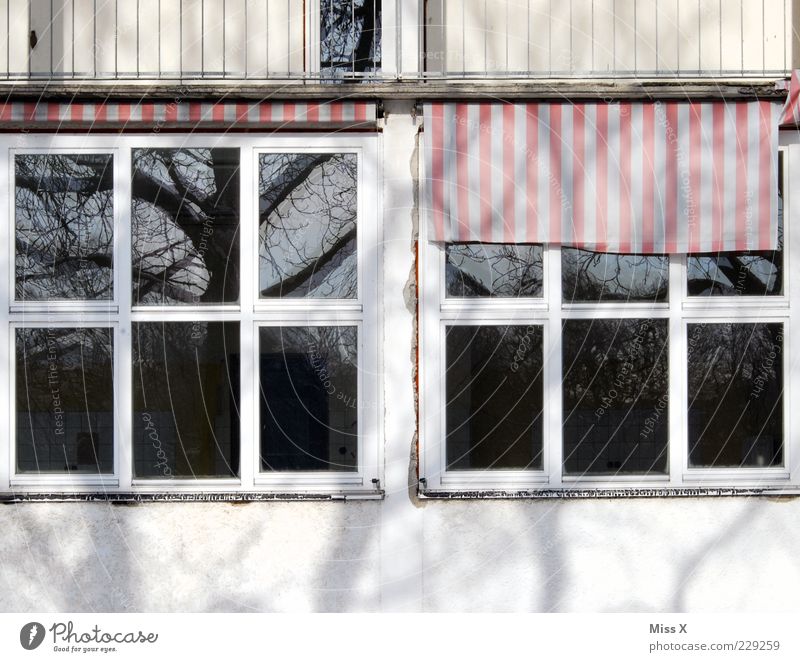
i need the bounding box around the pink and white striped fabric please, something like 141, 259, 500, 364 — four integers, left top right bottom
0, 100, 376, 128
780, 70, 800, 126
424, 101, 781, 253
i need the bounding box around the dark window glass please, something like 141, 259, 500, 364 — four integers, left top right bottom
16, 327, 114, 473
446, 325, 544, 470
15, 154, 114, 301
446, 244, 543, 297
687, 155, 784, 296
688, 323, 783, 468
259, 153, 357, 299
562, 249, 669, 303
133, 322, 240, 478
132, 148, 240, 305
260, 326, 358, 472
562, 319, 669, 475
321, 0, 382, 77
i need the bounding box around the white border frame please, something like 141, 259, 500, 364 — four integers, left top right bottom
420, 143, 797, 493
0, 133, 382, 495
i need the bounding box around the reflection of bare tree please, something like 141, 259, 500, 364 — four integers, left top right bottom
132, 148, 240, 305
562, 249, 669, 302
446, 325, 544, 470
260, 325, 358, 471
446, 244, 543, 297
16, 327, 114, 473
321, 0, 381, 76
687, 322, 782, 468
16, 154, 114, 300
259, 153, 357, 299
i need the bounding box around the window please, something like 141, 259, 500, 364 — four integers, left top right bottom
420, 151, 791, 492
3, 134, 379, 494
319, 0, 382, 78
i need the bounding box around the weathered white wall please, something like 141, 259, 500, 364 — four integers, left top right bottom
2, 497, 800, 612
0, 102, 799, 614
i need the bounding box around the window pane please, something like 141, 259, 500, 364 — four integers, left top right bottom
446, 244, 543, 297
321, 0, 382, 77
446, 325, 544, 470
688, 323, 783, 468
15, 154, 114, 301
16, 327, 114, 473
260, 326, 358, 472
259, 153, 357, 299
562, 249, 669, 303
132, 148, 240, 305
563, 319, 669, 475
133, 322, 240, 478
687, 156, 784, 296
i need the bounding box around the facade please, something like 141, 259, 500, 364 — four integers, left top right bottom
0, 0, 799, 612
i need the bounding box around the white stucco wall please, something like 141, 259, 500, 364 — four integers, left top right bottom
1, 102, 798, 614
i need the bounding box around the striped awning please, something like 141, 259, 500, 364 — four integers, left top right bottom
424, 101, 780, 253
0, 100, 376, 129
780, 70, 800, 126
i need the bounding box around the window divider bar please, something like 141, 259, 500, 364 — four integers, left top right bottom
668, 252, 686, 486
545, 244, 563, 488
116, 146, 133, 491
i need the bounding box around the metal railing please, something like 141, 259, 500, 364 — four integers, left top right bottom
0, 0, 791, 83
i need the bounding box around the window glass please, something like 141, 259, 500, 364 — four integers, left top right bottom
688, 322, 783, 468
259, 153, 357, 299
562, 319, 669, 475
16, 327, 114, 473
562, 249, 669, 303
132, 148, 240, 305
445, 325, 544, 470
321, 0, 382, 76
260, 326, 358, 472
445, 244, 543, 297
133, 321, 240, 478
15, 154, 114, 301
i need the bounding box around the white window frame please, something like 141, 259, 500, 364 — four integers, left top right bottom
419, 142, 798, 494
0, 133, 382, 496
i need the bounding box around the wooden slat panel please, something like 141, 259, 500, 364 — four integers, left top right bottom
116, 0, 137, 75
462, 0, 485, 72
160, 0, 181, 76
526, 0, 549, 72
698, 0, 721, 71
741, 0, 764, 72
182, 0, 203, 75
29, 0, 52, 75
763, 0, 786, 72
245, 0, 266, 76
656, 0, 679, 73
677, 0, 700, 73
203, 0, 224, 75
549, 0, 570, 72
593, 0, 616, 74
424, 0, 445, 73
485, 0, 507, 71
571, 0, 593, 72
614, 0, 636, 73
635, 0, 657, 72
224, 0, 246, 76
287, 0, 303, 74
719, 0, 743, 73
267, 0, 289, 74
73, 0, 94, 76
94, 0, 116, 76
443, 0, 464, 72
51, 0, 73, 75
138, 0, 159, 76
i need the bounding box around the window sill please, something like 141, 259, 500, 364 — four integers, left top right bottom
0, 489, 385, 503
418, 486, 800, 500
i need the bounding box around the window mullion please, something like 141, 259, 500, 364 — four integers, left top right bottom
0, 144, 10, 490
239, 145, 255, 490
116, 143, 133, 491
546, 244, 563, 488
668, 252, 685, 486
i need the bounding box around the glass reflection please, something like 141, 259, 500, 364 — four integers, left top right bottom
446, 244, 543, 297
132, 148, 240, 305
562, 319, 669, 475
260, 326, 358, 471
16, 327, 114, 473
688, 323, 783, 467
16, 154, 114, 301
259, 153, 357, 299
562, 249, 669, 303
446, 325, 544, 470
133, 322, 240, 478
